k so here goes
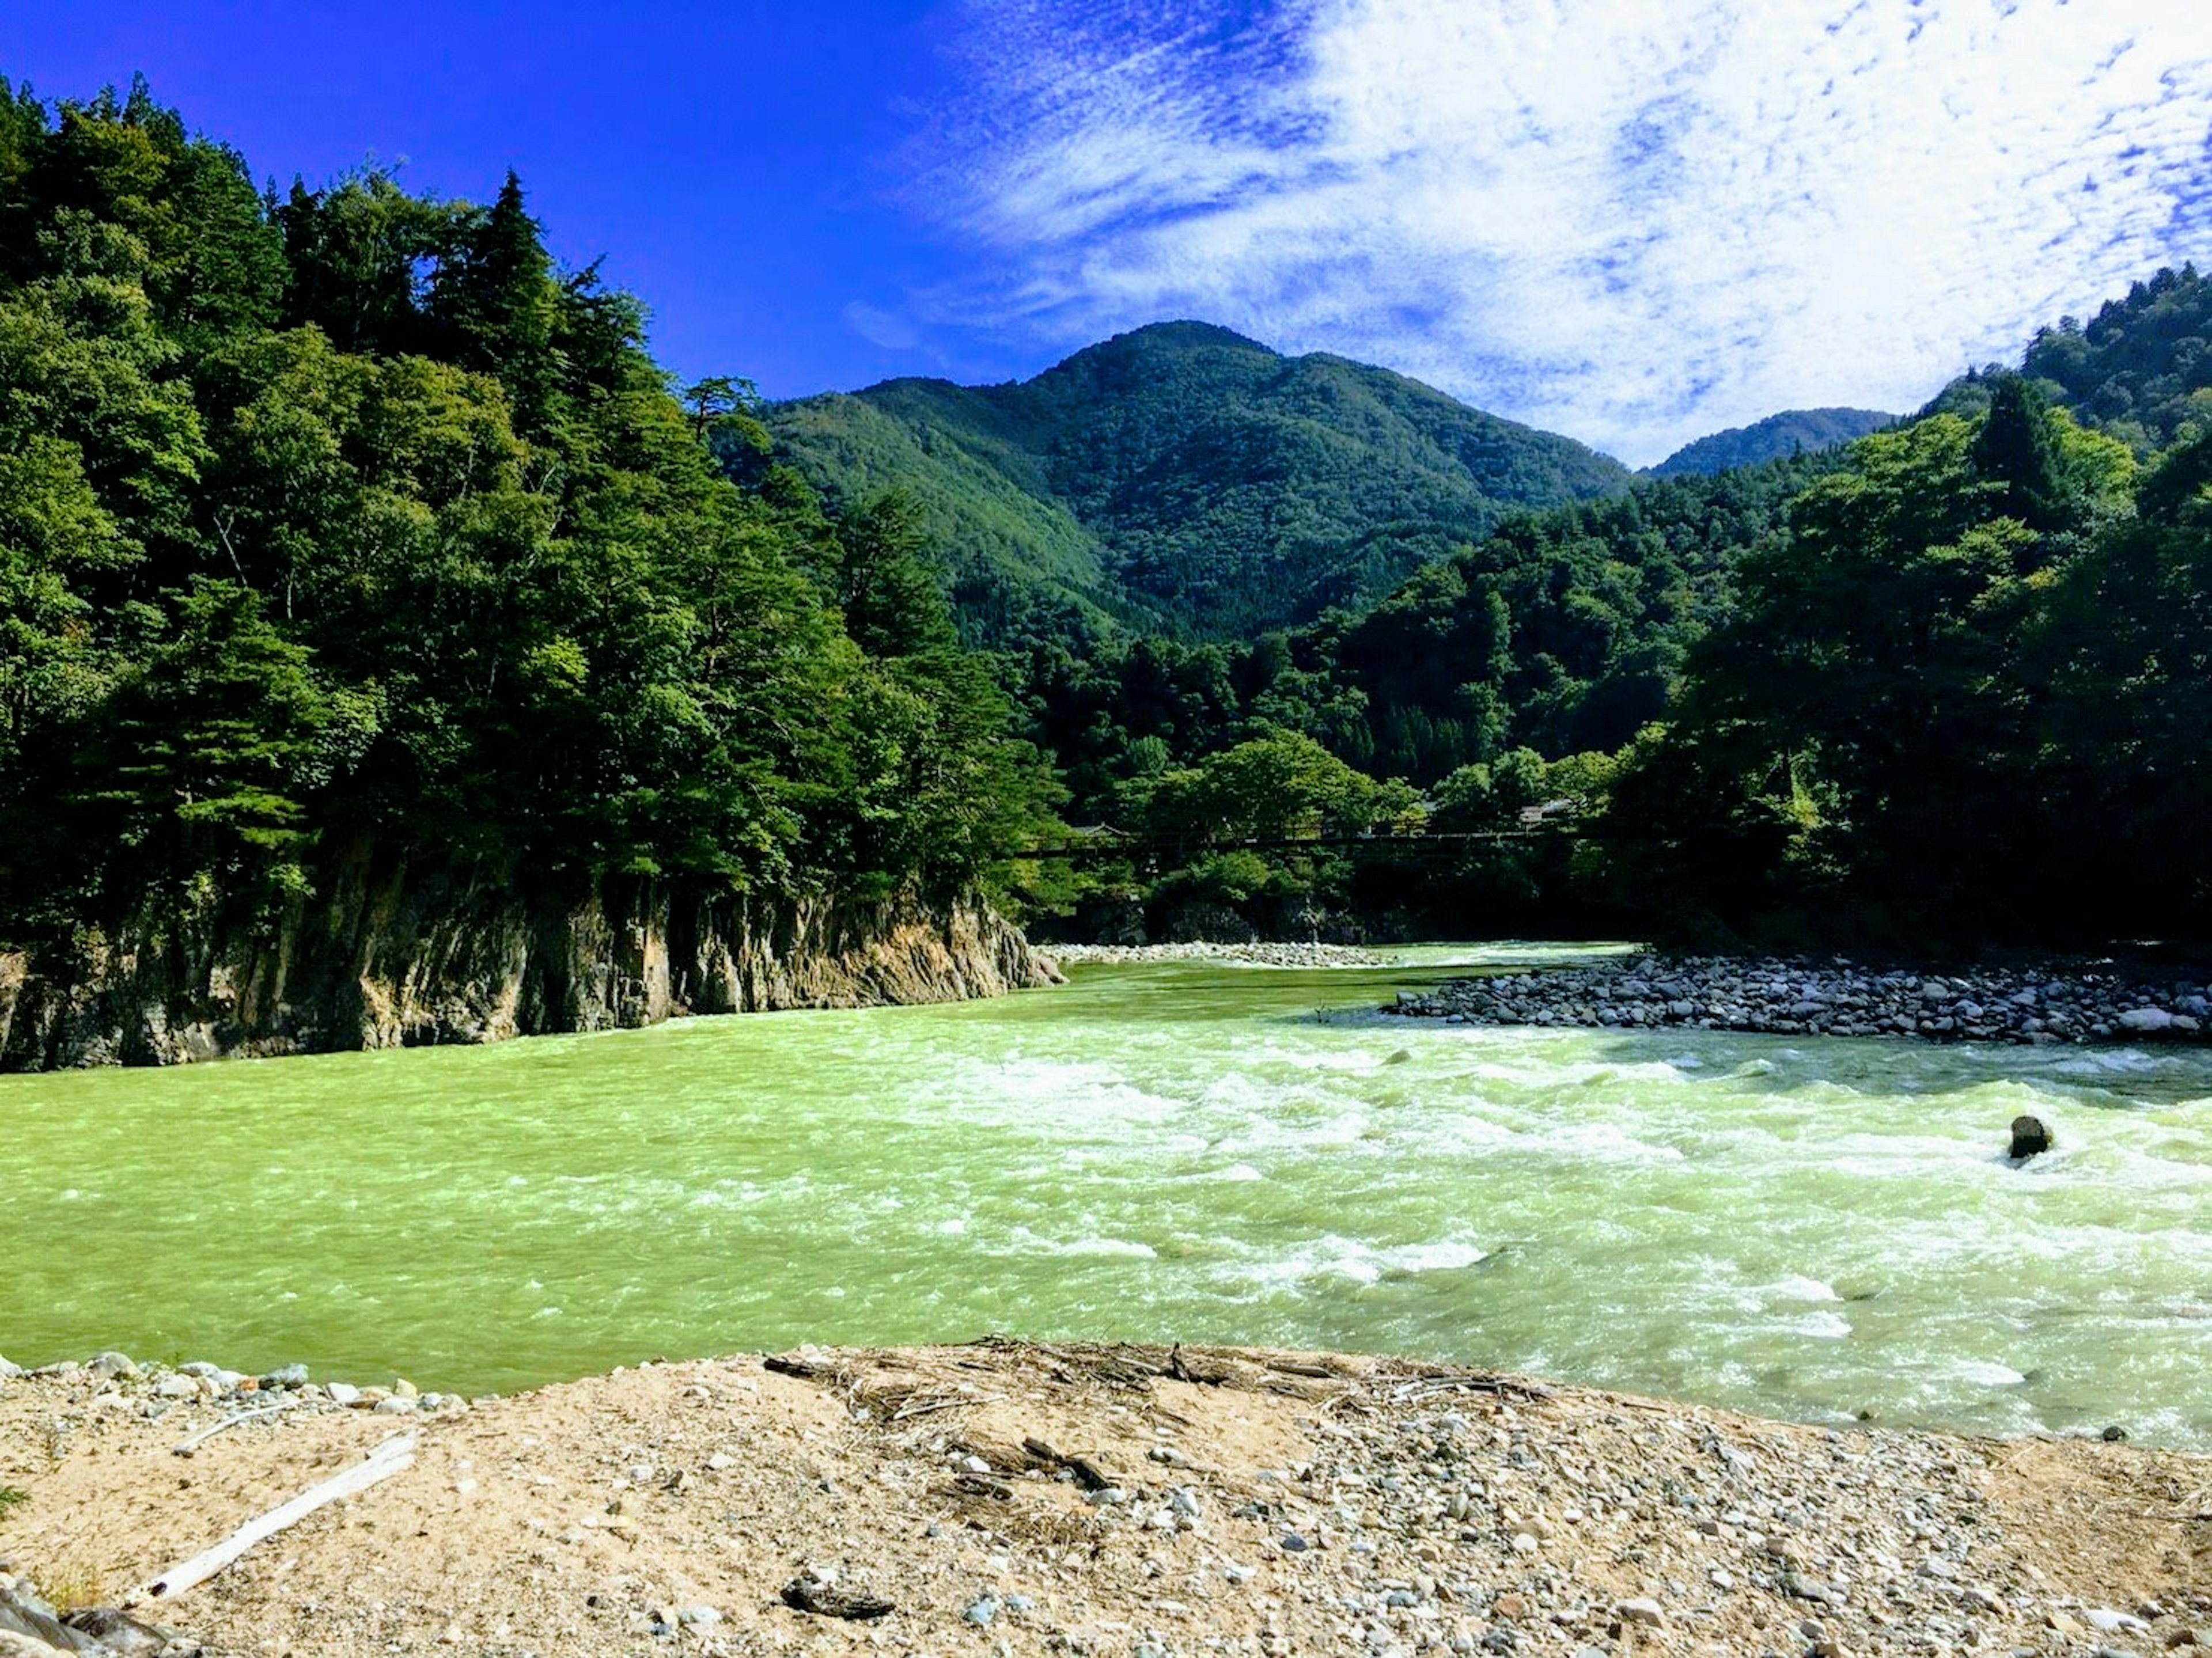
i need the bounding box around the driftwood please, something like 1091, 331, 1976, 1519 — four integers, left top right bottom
1022, 1436, 1113, 1492
781, 1577, 894, 1621
137, 1433, 417, 1602
170, 1401, 299, 1457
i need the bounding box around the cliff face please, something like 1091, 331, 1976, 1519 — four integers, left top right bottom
0, 848, 1058, 1071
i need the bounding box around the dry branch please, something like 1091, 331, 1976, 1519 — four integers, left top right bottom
137, 1433, 417, 1602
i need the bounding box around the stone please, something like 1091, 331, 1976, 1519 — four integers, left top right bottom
1618, 1598, 1666, 1628
154, 1375, 198, 1398
963, 1596, 999, 1626
262, 1364, 310, 1388
373, 1395, 418, 1414
326, 1382, 361, 1407
2088, 1608, 2148, 1634
0, 1357, 18, 1382
677, 1606, 721, 1627
2008, 1116, 2051, 1160
2118, 1007, 2176, 1032
86, 1350, 138, 1380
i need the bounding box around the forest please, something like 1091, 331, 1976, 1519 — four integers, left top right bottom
2, 77, 2207, 970
982, 280, 2212, 950
0, 76, 1062, 1005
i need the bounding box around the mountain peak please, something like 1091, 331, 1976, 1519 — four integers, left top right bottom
1649, 408, 1896, 476
771, 325, 1630, 642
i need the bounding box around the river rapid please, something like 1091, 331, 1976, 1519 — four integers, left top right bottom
3, 945, 2208, 1447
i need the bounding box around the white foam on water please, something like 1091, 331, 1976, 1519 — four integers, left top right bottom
1778, 1311, 1853, 1340
1762, 1275, 1842, 1303
2055, 1049, 2165, 1076
1007, 1227, 1158, 1259
1376, 1242, 1488, 1273
1950, 1359, 2028, 1387
1230, 1232, 1488, 1292
1516, 1121, 1688, 1164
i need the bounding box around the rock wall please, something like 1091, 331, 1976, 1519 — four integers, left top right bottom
0, 846, 1059, 1071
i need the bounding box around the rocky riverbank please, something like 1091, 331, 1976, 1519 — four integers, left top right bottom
2, 1342, 2206, 1656
0, 848, 1058, 1070
1046, 941, 1390, 968
1388, 953, 2212, 1046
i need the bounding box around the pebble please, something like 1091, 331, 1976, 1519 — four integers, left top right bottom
1619, 1598, 1667, 1628
1389, 954, 2212, 1048
963, 1595, 999, 1626
327, 1383, 362, 1407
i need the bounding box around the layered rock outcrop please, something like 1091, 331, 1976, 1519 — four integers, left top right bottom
0, 845, 1056, 1070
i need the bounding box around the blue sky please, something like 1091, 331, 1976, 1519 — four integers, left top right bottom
9, 1, 2212, 463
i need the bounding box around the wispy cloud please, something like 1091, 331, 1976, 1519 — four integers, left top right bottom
906, 0, 2212, 464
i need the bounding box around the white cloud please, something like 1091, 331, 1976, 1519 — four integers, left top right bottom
844, 299, 923, 351
912, 0, 2212, 464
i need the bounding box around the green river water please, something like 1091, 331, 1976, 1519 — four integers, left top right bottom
3, 945, 2209, 1446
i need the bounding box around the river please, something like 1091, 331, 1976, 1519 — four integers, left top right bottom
3, 944, 2208, 1446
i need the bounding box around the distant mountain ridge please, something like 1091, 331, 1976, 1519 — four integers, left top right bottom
769, 322, 1633, 642
1647, 408, 1896, 476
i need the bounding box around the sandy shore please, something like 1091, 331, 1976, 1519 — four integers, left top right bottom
2, 1342, 2206, 1656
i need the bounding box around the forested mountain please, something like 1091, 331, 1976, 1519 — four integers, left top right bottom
1647, 408, 1894, 476
0, 78, 1056, 1063
1016, 274, 2212, 950
769, 323, 1632, 643
1922, 265, 2212, 452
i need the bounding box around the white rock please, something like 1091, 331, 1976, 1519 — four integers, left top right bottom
2117, 1007, 2176, 1032
2085, 1608, 2147, 1633
1618, 1598, 1666, 1627
326, 1382, 362, 1406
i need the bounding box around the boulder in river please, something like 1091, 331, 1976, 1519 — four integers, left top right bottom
2008, 1114, 2052, 1161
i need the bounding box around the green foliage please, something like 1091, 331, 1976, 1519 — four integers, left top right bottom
2016, 264, 2212, 453
0, 79, 1055, 948
1028, 279, 2212, 948
770, 320, 1631, 644
1646, 408, 1895, 477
